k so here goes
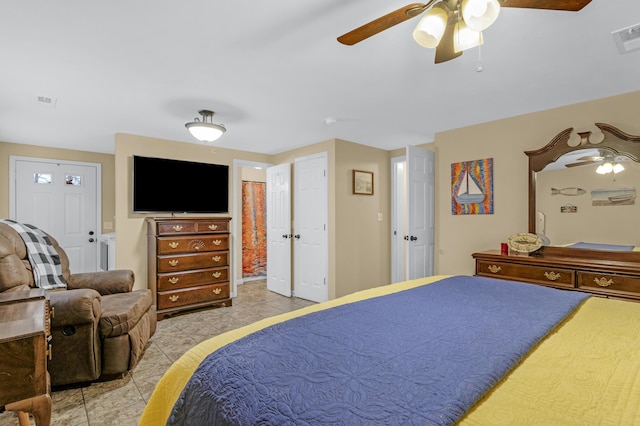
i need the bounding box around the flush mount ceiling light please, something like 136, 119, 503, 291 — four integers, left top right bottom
337, 0, 592, 64
185, 110, 226, 142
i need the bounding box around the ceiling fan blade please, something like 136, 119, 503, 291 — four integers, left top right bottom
499, 0, 592, 12
565, 160, 599, 168
337, 3, 429, 46
576, 156, 603, 161
434, 11, 462, 64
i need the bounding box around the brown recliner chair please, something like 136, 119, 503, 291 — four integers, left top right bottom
0, 222, 156, 387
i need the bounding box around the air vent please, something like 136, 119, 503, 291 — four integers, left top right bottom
612, 23, 640, 54
33, 95, 58, 108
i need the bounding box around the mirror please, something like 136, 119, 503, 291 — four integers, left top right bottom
527, 123, 640, 252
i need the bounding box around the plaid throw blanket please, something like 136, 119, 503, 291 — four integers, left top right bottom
1, 219, 67, 290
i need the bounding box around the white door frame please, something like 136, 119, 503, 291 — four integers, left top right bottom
232, 159, 273, 297
9, 155, 102, 270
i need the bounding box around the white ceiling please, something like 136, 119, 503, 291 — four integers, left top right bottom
1, 0, 639, 155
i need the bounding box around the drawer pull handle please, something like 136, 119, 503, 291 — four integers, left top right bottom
169, 277, 179, 284
212, 255, 221, 262
208, 224, 218, 230
544, 271, 561, 281
168, 259, 179, 267
169, 295, 180, 302
212, 272, 222, 278
169, 242, 179, 249
488, 265, 502, 274
594, 277, 614, 287
47, 344, 53, 361
213, 240, 222, 246
172, 225, 183, 232
212, 288, 222, 295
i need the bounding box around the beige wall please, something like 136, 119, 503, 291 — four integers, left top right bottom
434, 90, 640, 276
334, 139, 391, 297
0, 141, 116, 234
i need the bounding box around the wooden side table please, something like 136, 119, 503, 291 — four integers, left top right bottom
0, 289, 52, 426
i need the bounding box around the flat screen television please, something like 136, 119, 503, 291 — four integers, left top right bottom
132, 155, 229, 214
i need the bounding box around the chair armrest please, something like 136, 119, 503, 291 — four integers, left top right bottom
67, 269, 135, 295
48, 288, 102, 326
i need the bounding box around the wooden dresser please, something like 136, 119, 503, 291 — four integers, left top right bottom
473, 248, 640, 302
0, 289, 52, 426
147, 217, 232, 320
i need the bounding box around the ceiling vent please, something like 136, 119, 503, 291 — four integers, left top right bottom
612, 23, 640, 54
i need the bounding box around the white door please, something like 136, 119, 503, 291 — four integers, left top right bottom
391, 156, 407, 283
11, 157, 100, 273
406, 146, 435, 279
266, 163, 292, 297
294, 153, 328, 303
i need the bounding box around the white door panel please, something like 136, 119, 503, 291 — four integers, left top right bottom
406, 146, 435, 280
266, 163, 292, 297
294, 153, 328, 303
12, 158, 100, 273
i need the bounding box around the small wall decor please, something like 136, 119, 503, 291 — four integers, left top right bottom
560, 204, 577, 213
451, 158, 493, 215
551, 187, 586, 196
591, 187, 636, 206
353, 170, 374, 195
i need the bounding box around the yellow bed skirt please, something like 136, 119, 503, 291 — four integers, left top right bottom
139, 275, 640, 425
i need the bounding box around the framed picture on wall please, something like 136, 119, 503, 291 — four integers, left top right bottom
353, 170, 374, 195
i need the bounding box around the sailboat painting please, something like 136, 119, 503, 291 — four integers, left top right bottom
451, 158, 494, 215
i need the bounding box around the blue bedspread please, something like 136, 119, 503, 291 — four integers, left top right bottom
168, 276, 590, 426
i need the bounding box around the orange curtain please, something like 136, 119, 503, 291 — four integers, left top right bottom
242, 181, 267, 277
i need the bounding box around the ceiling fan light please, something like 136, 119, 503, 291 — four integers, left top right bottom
185, 110, 226, 142
596, 162, 613, 174
613, 163, 625, 173
454, 20, 484, 52
413, 3, 449, 48
461, 0, 500, 31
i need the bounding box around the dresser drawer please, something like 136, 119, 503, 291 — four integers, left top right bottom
157, 221, 197, 235
477, 260, 575, 288
157, 235, 229, 254
157, 283, 230, 310
577, 272, 640, 298
157, 251, 229, 272
157, 219, 229, 235
158, 267, 229, 291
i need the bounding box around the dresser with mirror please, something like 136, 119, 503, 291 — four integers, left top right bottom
474, 123, 640, 301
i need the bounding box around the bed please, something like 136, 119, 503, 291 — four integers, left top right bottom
139, 275, 640, 425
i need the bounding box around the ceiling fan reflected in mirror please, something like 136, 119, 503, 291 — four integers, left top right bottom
564, 149, 627, 174
337, 0, 592, 63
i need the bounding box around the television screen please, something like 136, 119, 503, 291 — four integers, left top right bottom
132, 155, 229, 213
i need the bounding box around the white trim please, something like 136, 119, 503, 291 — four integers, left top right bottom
232, 159, 273, 298
9, 155, 103, 271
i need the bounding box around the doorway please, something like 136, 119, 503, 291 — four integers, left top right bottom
233, 160, 272, 297
391, 146, 435, 282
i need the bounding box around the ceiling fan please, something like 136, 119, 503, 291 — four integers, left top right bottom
564, 149, 627, 174
337, 0, 592, 63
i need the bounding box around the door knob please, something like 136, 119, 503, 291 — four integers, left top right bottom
89, 231, 94, 235
410, 236, 417, 241
294, 234, 301, 239
89, 238, 95, 243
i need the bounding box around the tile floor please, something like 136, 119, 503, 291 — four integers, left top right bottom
0, 280, 315, 426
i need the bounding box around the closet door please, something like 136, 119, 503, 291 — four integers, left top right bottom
266, 163, 292, 297
293, 153, 328, 303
